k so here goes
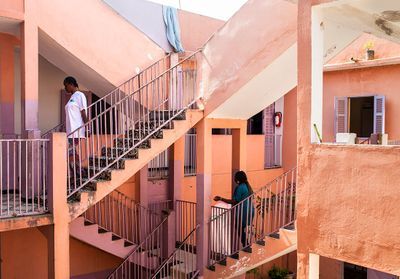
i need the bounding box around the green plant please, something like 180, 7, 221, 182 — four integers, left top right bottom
268, 265, 289, 279
363, 41, 374, 51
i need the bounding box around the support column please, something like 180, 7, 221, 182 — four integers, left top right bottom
165, 136, 185, 255
169, 136, 185, 204
136, 165, 149, 207
195, 119, 212, 275
309, 253, 320, 279
231, 121, 247, 194
310, 6, 324, 143
20, 14, 40, 137
0, 35, 17, 136
48, 133, 69, 279
136, 165, 149, 244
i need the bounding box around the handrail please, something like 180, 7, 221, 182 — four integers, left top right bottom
107, 214, 169, 279
208, 167, 297, 268
66, 51, 201, 199
68, 50, 200, 136
42, 54, 172, 138
151, 224, 200, 279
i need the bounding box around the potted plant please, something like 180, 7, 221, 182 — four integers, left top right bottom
268, 265, 295, 279
364, 41, 375, 60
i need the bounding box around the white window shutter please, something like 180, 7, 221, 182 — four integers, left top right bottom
373, 95, 385, 134
334, 97, 348, 134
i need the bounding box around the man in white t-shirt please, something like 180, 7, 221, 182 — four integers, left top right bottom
64, 77, 88, 137
64, 76, 88, 176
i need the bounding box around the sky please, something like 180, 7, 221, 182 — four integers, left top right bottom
147, 0, 248, 20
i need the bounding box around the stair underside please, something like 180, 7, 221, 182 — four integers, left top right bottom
203, 227, 297, 279
68, 110, 203, 221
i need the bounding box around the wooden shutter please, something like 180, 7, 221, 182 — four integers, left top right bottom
334, 97, 348, 134
373, 95, 385, 134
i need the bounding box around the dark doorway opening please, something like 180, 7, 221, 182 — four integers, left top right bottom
349, 96, 374, 137
344, 262, 367, 279
247, 111, 263, 135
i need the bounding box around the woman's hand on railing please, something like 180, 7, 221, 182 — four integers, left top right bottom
213, 196, 222, 202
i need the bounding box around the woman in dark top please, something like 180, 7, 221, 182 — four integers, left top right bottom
214, 171, 255, 252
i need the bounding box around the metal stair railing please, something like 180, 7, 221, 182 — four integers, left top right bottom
66, 51, 201, 199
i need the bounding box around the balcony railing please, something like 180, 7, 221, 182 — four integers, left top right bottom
264, 134, 282, 169
184, 133, 197, 176
0, 139, 49, 218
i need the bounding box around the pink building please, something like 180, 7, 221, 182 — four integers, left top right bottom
0, 0, 399, 278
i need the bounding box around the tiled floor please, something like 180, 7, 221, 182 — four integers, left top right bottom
0, 193, 47, 218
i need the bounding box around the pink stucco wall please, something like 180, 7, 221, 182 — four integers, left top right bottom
201, 0, 297, 116
178, 10, 224, 51
0, 0, 24, 18
32, 0, 164, 87
323, 64, 400, 142
297, 144, 400, 276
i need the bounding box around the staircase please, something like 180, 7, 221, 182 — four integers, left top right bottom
70, 190, 167, 259
107, 213, 171, 279
57, 51, 203, 221
151, 224, 200, 279
204, 167, 298, 278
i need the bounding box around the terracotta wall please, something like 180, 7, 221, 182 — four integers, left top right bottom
297, 144, 400, 275
0, 227, 122, 278
0, 0, 24, 15
323, 64, 400, 142
1, 227, 48, 279
282, 88, 297, 171
70, 238, 121, 277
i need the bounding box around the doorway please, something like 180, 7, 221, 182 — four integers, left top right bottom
349, 96, 374, 138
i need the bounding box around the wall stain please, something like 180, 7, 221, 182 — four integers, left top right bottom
375, 18, 393, 36
381, 10, 400, 22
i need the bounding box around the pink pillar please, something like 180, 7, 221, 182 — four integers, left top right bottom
195, 119, 212, 275
20, 14, 40, 137
297, 0, 313, 278
136, 165, 149, 244
136, 165, 148, 207
231, 122, 247, 193
47, 133, 69, 279
166, 136, 185, 255
169, 136, 185, 204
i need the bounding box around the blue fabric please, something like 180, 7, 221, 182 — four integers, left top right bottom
162, 6, 184, 53
233, 183, 255, 228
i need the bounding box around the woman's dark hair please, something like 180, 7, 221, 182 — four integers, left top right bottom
234, 171, 253, 194
64, 76, 79, 87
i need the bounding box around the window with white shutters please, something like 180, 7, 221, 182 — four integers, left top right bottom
334, 97, 348, 135
373, 95, 385, 134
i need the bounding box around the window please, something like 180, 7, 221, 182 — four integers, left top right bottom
335, 95, 385, 138
184, 129, 197, 176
